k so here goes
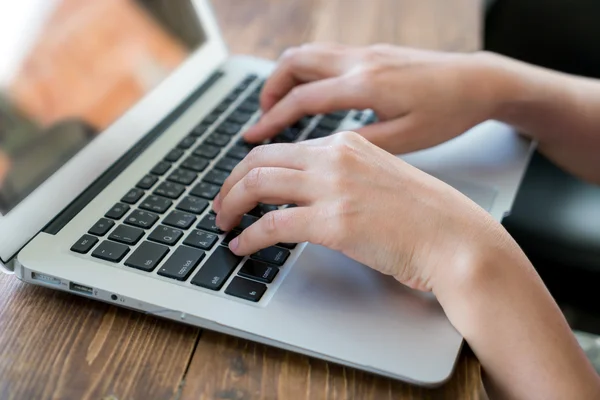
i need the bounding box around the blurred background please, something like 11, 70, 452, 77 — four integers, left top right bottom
0, 0, 205, 213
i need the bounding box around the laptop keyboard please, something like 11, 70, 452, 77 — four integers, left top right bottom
69, 73, 357, 303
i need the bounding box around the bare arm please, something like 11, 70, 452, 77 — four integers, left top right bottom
485, 52, 600, 184
234, 44, 600, 398
434, 226, 600, 399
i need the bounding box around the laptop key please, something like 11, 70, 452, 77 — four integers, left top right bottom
227, 145, 252, 160
191, 246, 242, 290
125, 210, 159, 229
148, 225, 184, 246
176, 196, 209, 214
168, 169, 197, 186
225, 277, 267, 302
203, 169, 230, 186
203, 113, 219, 125
180, 156, 209, 173
197, 213, 223, 233
215, 157, 240, 173
236, 101, 259, 114
108, 225, 144, 245
326, 110, 350, 121
184, 230, 218, 250
136, 175, 158, 190
151, 161, 172, 176
105, 203, 131, 220
178, 135, 197, 150
221, 231, 239, 246
216, 122, 242, 136
124, 241, 169, 272
238, 259, 279, 283
92, 241, 130, 263
239, 73, 258, 87
251, 246, 290, 266
297, 116, 313, 129
236, 214, 258, 231
248, 204, 278, 218
163, 210, 196, 230
194, 144, 220, 159
164, 148, 184, 162
223, 92, 240, 104
277, 242, 298, 249
140, 195, 173, 214
205, 133, 231, 147
272, 127, 300, 143
191, 123, 210, 137
89, 218, 115, 236
228, 111, 253, 125
121, 188, 144, 204
212, 102, 230, 114
317, 117, 340, 131
71, 234, 99, 254
364, 112, 378, 125
158, 246, 205, 281
190, 182, 220, 200
154, 182, 185, 199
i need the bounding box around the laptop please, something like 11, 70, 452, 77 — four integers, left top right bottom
0, 0, 534, 386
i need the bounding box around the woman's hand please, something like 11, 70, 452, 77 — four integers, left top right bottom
214, 131, 600, 399
214, 131, 500, 291
244, 44, 507, 154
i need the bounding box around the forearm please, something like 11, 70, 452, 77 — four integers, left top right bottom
433, 228, 600, 399
479, 52, 600, 184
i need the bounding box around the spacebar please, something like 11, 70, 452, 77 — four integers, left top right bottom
191, 246, 243, 290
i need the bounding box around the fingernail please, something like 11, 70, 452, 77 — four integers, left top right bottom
215, 213, 223, 229
229, 237, 239, 252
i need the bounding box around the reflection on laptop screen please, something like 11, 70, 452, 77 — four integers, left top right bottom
0, 0, 206, 214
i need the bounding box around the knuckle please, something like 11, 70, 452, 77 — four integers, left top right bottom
280, 47, 300, 64
245, 145, 267, 165
288, 86, 307, 106
263, 212, 278, 234
262, 211, 291, 236
243, 167, 267, 191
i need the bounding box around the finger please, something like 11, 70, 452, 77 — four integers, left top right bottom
229, 207, 315, 255
216, 143, 313, 212
244, 76, 371, 143
261, 43, 355, 112
216, 168, 312, 231
355, 117, 419, 154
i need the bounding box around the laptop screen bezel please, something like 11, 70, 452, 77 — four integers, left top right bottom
0, 0, 229, 266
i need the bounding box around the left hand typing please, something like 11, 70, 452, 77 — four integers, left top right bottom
213, 130, 500, 291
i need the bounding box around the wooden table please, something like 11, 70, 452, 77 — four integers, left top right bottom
0, 1, 483, 399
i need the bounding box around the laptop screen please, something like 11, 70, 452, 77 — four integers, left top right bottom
0, 0, 206, 215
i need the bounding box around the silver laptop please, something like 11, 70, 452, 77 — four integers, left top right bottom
0, 0, 533, 386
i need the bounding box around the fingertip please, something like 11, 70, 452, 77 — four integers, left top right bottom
243, 124, 270, 144
229, 236, 240, 254
213, 193, 222, 212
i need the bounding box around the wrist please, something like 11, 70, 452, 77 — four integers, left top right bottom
429, 218, 525, 317
468, 51, 534, 124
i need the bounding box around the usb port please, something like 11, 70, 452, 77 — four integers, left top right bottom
31, 272, 61, 286
69, 282, 94, 296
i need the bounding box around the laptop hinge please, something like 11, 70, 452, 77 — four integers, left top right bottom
42, 70, 224, 236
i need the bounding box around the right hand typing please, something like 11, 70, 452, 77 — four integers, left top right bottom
244, 43, 507, 154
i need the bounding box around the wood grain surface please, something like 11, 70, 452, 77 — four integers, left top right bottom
0, 273, 199, 400
0, 0, 483, 399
